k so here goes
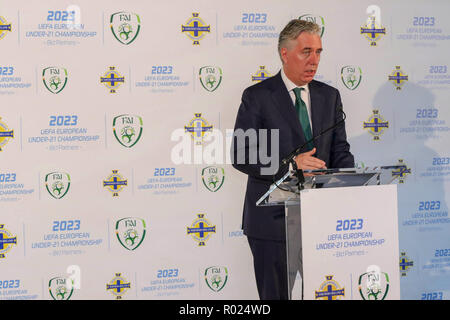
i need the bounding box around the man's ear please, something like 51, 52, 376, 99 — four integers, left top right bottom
280, 47, 288, 65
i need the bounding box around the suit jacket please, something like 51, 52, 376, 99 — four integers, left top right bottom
231, 71, 354, 241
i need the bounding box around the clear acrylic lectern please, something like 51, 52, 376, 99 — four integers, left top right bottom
256, 166, 404, 300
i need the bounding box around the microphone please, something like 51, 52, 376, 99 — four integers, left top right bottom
279, 106, 347, 169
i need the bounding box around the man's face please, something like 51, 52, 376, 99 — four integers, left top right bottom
280, 32, 322, 86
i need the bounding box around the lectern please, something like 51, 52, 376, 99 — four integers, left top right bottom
257, 166, 402, 300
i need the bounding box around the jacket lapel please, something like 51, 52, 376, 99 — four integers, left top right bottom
309, 80, 325, 142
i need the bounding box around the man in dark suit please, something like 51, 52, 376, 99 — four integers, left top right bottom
231, 19, 354, 299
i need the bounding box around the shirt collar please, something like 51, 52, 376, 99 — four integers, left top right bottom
281, 67, 309, 93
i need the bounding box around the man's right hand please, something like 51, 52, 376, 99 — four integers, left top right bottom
294, 147, 327, 170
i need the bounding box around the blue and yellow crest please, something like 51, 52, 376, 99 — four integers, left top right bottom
388, 66, 408, 90
360, 16, 386, 46
184, 113, 213, 145
103, 170, 128, 197
363, 110, 389, 140
315, 275, 345, 300
0, 117, 14, 151
392, 159, 411, 183
0, 224, 17, 258
181, 13, 210, 45
187, 214, 216, 246
0, 16, 12, 40
106, 273, 131, 299
399, 252, 414, 276
100, 66, 125, 93
251, 66, 271, 83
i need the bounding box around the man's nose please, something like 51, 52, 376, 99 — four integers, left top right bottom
309, 52, 321, 65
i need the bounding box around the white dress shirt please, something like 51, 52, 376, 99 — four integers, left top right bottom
280, 68, 313, 134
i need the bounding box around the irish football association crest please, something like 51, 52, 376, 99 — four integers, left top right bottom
201, 166, 225, 192
48, 277, 74, 300
358, 265, 390, 300
205, 266, 228, 292
199, 66, 222, 92
341, 65, 362, 90
45, 171, 71, 199
110, 11, 141, 45
115, 217, 146, 251
42, 66, 68, 94
113, 114, 143, 148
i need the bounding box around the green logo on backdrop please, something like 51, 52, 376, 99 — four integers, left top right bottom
113, 114, 143, 148
45, 172, 71, 199
110, 12, 141, 45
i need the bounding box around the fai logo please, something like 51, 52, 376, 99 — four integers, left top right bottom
187, 214, 216, 246
363, 110, 389, 140
0, 224, 17, 258
113, 114, 143, 148
251, 66, 271, 83
199, 66, 222, 92
0, 117, 14, 151
388, 66, 408, 90
184, 113, 213, 145
45, 172, 71, 199
110, 11, 141, 45
299, 14, 325, 37
106, 273, 131, 300
42, 67, 68, 94
205, 266, 228, 292
100, 67, 125, 93
0, 16, 12, 40
181, 13, 210, 45
201, 166, 225, 192
115, 217, 146, 251
399, 252, 414, 276
103, 170, 128, 197
48, 277, 74, 300
360, 16, 386, 46
341, 65, 362, 90
358, 265, 390, 300
392, 159, 411, 184
315, 275, 345, 300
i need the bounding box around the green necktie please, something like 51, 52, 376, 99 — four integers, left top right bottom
293, 87, 314, 150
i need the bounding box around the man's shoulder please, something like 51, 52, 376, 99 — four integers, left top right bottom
309, 79, 339, 94
244, 72, 283, 94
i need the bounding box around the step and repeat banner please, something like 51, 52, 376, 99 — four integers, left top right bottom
0, 0, 449, 300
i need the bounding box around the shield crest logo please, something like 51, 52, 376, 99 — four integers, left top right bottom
341, 65, 362, 90
45, 172, 71, 199
115, 217, 146, 251
48, 277, 74, 300
42, 67, 68, 94
201, 166, 225, 192
204, 266, 228, 292
113, 114, 143, 148
358, 265, 390, 300
110, 12, 141, 45
299, 14, 325, 37
199, 66, 222, 92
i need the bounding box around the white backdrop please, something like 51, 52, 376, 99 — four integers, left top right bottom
0, 0, 449, 300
